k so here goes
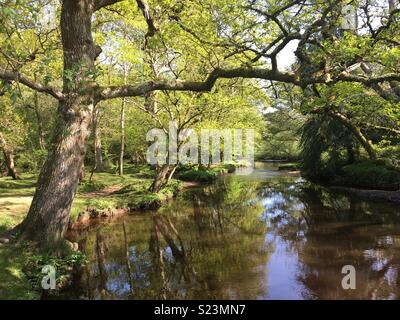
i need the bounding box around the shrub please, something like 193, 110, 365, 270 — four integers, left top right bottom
224, 163, 236, 173
78, 181, 107, 193
23, 244, 86, 293
340, 161, 400, 190
179, 167, 218, 182
17, 149, 47, 173
378, 145, 400, 169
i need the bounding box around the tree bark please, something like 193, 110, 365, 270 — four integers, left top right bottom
16, 0, 98, 245
150, 164, 171, 193
18, 99, 93, 243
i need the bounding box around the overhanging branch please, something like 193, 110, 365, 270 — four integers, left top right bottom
0, 70, 63, 100
97, 67, 300, 100
98, 65, 400, 100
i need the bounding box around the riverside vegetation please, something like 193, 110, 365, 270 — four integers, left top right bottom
1, 0, 400, 300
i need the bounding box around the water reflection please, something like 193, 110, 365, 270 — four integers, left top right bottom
261, 173, 400, 300
66, 163, 400, 300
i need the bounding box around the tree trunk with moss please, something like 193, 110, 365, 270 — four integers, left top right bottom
17, 0, 98, 244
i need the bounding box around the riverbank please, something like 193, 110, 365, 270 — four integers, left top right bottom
0, 164, 235, 299
272, 160, 400, 204
0, 167, 159, 299
0, 165, 171, 299
0, 166, 179, 235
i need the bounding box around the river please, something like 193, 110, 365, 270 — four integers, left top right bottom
63, 162, 400, 300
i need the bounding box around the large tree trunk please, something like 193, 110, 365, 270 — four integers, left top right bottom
0, 133, 20, 180
16, 0, 98, 245
18, 100, 93, 243
3, 150, 20, 180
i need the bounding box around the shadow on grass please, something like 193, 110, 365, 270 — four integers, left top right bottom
0, 245, 39, 299
0, 175, 37, 197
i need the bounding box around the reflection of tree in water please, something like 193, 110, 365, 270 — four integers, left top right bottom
71, 176, 272, 299
66, 174, 400, 300
262, 177, 400, 299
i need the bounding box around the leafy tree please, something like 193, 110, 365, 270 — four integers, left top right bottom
0, 0, 399, 246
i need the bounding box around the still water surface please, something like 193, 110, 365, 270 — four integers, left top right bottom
65, 163, 400, 300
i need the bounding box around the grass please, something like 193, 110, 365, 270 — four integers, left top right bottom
0, 165, 156, 223
0, 174, 37, 197
0, 174, 37, 233
0, 244, 39, 299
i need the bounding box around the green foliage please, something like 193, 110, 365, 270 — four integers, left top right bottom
179, 167, 218, 183
0, 241, 85, 300
377, 144, 400, 169
178, 165, 231, 183
300, 113, 360, 181
340, 161, 400, 191
17, 149, 47, 173
259, 108, 303, 160
23, 245, 86, 293
78, 181, 107, 193
278, 162, 302, 171
161, 179, 183, 196
0, 244, 39, 300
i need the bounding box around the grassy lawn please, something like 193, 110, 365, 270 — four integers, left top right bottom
0, 174, 38, 234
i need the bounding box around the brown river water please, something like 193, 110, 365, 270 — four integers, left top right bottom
62, 162, 400, 300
